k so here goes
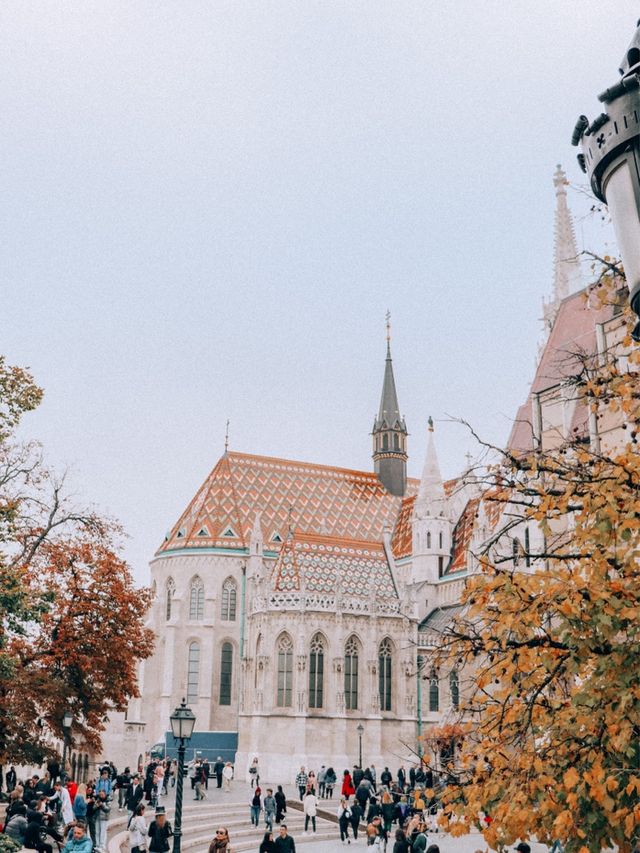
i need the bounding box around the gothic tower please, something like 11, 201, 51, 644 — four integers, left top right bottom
372, 317, 408, 496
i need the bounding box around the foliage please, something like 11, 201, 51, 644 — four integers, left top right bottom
0, 835, 22, 853
0, 356, 154, 765
428, 269, 640, 853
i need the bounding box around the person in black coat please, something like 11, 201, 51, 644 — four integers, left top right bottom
349, 802, 363, 841
259, 831, 277, 853
24, 810, 53, 853
213, 758, 224, 789
126, 776, 145, 815
274, 824, 295, 853
274, 786, 287, 824
6, 766, 17, 793
393, 828, 410, 853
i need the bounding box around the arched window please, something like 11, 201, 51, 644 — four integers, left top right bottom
429, 668, 439, 712
165, 578, 175, 621
189, 576, 204, 620
439, 531, 443, 549
309, 633, 325, 709
344, 636, 359, 710
382, 434, 389, 451
378, 638, 392, 712
393, 433, 399, 450
221, 578, 237, 621
277, 634, 293, 707
254, 634, 262, 689
219, 642, 233, 705
426, 531, 431, 548
187, 642, 200, 702
450, 670, 459, 710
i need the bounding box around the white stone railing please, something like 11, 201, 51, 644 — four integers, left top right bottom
260, 591, 401, 616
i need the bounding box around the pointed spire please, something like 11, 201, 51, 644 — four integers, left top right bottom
372, 314, 408, 497
542, 166, 583, 333
415, 418, 445, 517
376, 314, 402, 428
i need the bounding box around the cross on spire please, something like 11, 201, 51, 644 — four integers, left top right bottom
224, 419, 230, 453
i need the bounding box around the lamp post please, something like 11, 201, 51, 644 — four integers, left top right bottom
357, 723, 364, 770
573, 19, 640, 341
61, 710, 73, 782
169, 699, 196, 853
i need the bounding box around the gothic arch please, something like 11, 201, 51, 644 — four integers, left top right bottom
378, 637, 393, 712
189, 575, 205, 620
276, 632, 294, 708
165, 577, 175, 621
219, 638, 234, 706
186, 640, 201, 703
344, 634, 361, 711
309, 632, 326, 709
221, 576, 237, 621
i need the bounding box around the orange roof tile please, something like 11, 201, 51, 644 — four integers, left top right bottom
159, 451, 419, 554
446, 497, 480, 574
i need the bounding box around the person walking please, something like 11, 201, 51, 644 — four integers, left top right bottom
249, 757, 260, 788
350, 801, 363, 842
260, 831, 276, 853
393, 828, 409, 853
337, 798, 352, 844
202, 760, 210, 790
274, 824, 295, 853
222, 762, 234, 793
6, 766, 17, 793
342, 769, 355, 799
148, 807, 173, 853
127, 775, 145, 817
208, 827, 231, 853
274, 786, 286, 824
264, 789, 277, 831
195, 764, 207, 801
302, 790, 317, 835
295, 767, 307, 802
325, 767, 336, 799
251, 789, 262, 827
128, 804, 148, 853
317, 766, 327, 799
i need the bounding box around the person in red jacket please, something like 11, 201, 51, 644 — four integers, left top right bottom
341, 770, 355, 798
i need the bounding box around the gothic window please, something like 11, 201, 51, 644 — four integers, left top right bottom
429, 668, 439, 712
439, 531, 443, 549
426, 531, 431, 548
382, 434, 389, 451
438, 556, 445, 577
165, 578, 175, 621
187, 642, 200, 703
393, 433, 399, 450
221, 578, 237, 621
254, 634, 262, 689
309, 633, 325, 709
344, 636, 359, 710
450, 669, 459, 709
378, 638, 392, 712
219, 642, 233, 705
524, 527, 531, 567
189, 576, 204, 620
277, 634, 293, 708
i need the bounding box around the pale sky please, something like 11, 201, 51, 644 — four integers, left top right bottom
2, 2, 632, 582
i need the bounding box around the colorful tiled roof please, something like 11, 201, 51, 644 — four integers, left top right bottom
159, 451, 419, 554
272, 532, 397, 599
391, 478, 460, 560
446, 497, 480, 574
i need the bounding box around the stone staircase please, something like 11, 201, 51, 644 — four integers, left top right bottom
108, 797, 341, 853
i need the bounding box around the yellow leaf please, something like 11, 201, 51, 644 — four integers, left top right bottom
564, 767, 580, 789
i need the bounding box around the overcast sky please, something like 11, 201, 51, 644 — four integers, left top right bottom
2, 2, 633, 582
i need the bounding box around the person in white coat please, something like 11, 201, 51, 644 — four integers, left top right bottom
303, 791, 318, 835
49, 781, 74, 827
222, 762, 234, 793
128, 803, 148, 853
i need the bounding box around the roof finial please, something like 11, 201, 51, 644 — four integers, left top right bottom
428, 415, 434, 432
224, 419, 230, 453
385, 310, 391, 355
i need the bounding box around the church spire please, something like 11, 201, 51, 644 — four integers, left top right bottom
543, 165, 583, 332
372, 314, 408, 497
415, 417, 445, 518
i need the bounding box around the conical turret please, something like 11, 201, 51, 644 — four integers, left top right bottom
415, 417, 445, 518
372, 315, 408, 496
543, 165, 583, 331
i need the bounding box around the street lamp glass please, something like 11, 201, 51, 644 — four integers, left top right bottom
170, 699, 196, 741
62, 711, 73, 729
357, 723, 364, 735
603, 155, 640, 310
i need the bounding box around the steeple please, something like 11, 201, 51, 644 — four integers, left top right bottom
414, 417, 445, 518
542, 165, 583, 332
372, 313, 408, 497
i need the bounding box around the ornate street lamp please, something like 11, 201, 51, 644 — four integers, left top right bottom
61, 710, 73, 782
573, 19, 640, 341
169, 699, 196, 853
357, 723, 364, 770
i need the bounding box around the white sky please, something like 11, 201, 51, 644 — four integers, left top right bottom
2, 1, 632, 582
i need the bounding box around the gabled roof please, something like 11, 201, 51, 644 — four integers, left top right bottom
418, 603, 465, 634
391, 478, 459, 560
158, 451, 419, 555
271, 532, 396, 599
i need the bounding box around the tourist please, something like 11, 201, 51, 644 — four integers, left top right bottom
249, 757, 260, 788
195, 764, 207, 801
397, 767, 406, 792
274, 824, 295, 853
126, 775, 144, 817
349, 801, 363, 841
251, 788, 261, 826
95, 769, 112, 799
317, 766, 327, 799
264, 788, 276, 830
274, 785, 286, 824
410, 820, 428, 853
302, 789, 317, 835
324, 767, 336, 799
116, 766, 132, 810
24, 809, 53, 853
380, 767, 392, 790
148, 806, 173, 853
353, 766, 364, 788
202, 759, 210, 790
61, 821, 92, 853
306, 770, 316, 795
381, 791, 395, 834
94, 789, 111, 852
6, 766, 17, 793
393, 828, 409, 853
260, 831, 276, 853
222, 762, 234, 793
208, 826, 230, 853
128, 804, 148, 853
213, 757, 224, 789
426, 845, 440, 853
73, 784, 88, 821
5, 803, 28, 844
342, 769, 355, 799
295, 767, 307, 802
337, 797, 352, 844
49, 780, 74, 827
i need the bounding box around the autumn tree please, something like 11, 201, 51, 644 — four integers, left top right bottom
427, 269, 640, 853
0, 357, 154, 765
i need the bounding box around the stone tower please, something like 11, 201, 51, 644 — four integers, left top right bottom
372, 316, 408, 496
